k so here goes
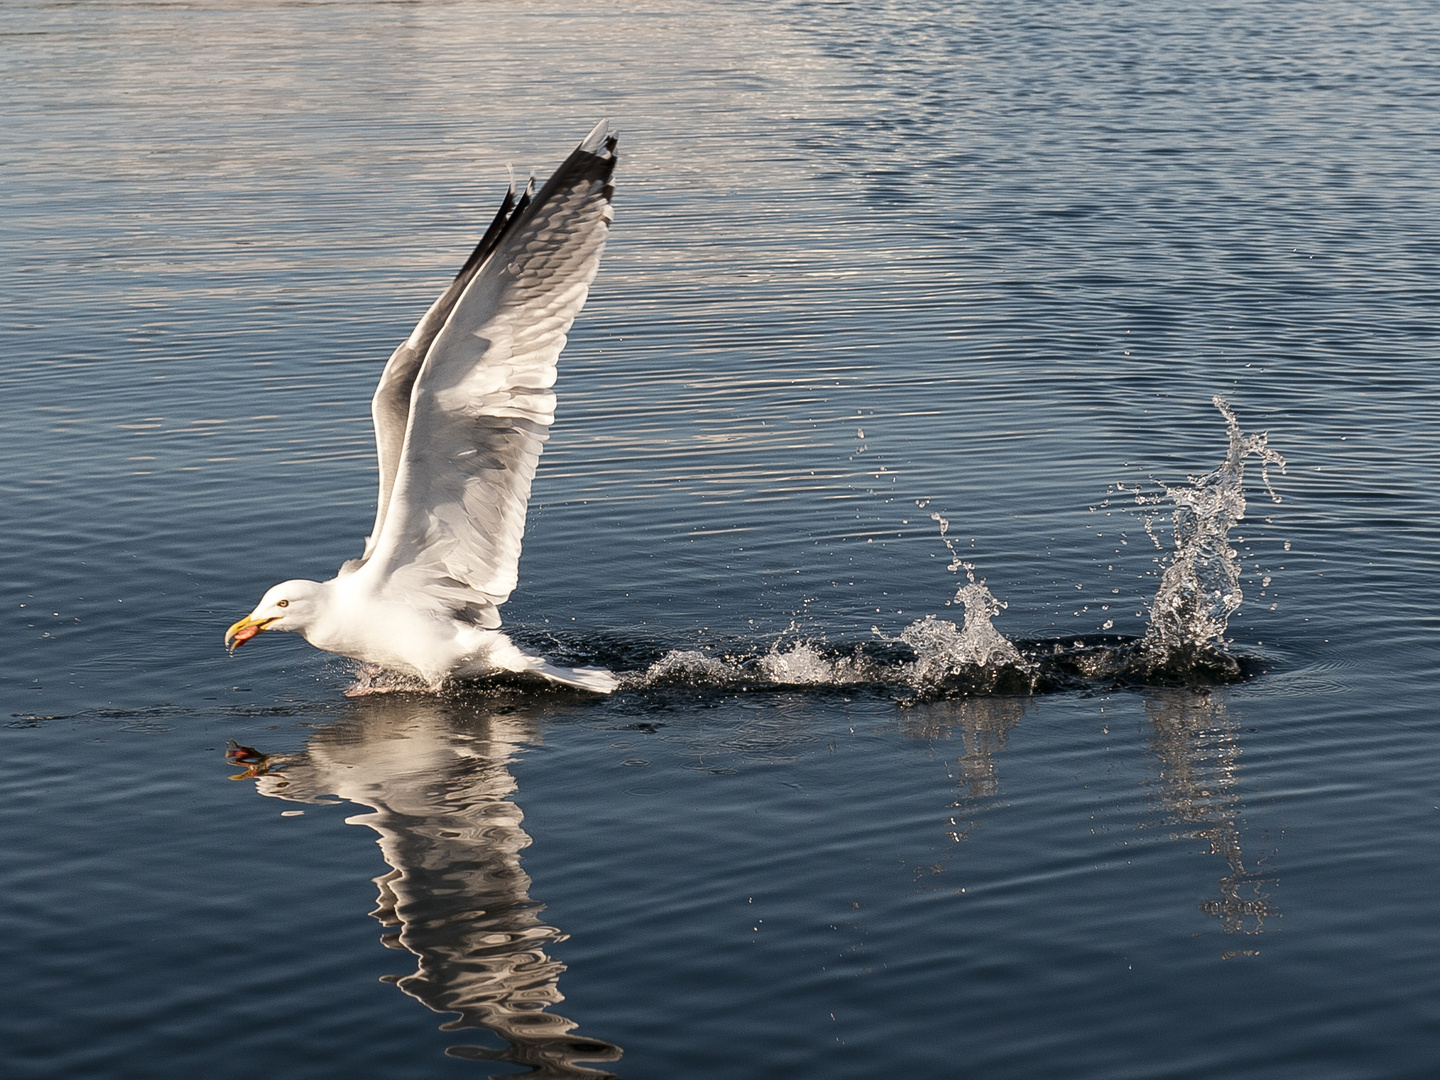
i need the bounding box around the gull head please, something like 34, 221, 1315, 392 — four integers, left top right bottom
226, 579, 326, 652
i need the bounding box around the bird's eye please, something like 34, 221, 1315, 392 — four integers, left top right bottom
277, 599, 289, 608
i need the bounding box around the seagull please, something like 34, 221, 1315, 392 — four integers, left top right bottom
225, 121, 619, 694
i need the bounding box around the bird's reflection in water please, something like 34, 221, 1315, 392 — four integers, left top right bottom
901, 697, 1027, 841
233, 696, 621, 1078
1143, 690, 1279, 944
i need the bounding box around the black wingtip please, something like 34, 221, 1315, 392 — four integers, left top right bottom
453, 185, 517, 282
454, 124, 616, 286
520, 122, 617, 222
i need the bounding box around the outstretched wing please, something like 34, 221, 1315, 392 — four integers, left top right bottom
362, 180, 533, 562
359, 121, 617, 626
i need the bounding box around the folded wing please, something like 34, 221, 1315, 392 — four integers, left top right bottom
359, 121, 617, 627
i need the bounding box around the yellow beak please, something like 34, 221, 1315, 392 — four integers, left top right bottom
225, 615, 278, 652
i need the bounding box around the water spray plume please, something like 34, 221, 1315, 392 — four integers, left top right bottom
1133, 395, 1285, 676
621, 397, 1284, 699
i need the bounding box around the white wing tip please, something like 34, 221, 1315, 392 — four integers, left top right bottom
579, 119, 615, 156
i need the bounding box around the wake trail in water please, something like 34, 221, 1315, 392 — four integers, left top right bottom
610, 396, 1285, 699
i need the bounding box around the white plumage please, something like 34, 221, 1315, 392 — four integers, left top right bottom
226, 121, 619, 693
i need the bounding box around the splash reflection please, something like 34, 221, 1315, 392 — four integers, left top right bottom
235, 697, 621, 1078
901, 697, 1027, 841
1143, 691, 1279, 941
905, 692, 1278, 942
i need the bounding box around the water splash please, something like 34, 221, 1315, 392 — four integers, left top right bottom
912, 513, 1021, 663
619, 511, 1032, 697
624, 616, 1033, 697
621, 633, 887, 691
1130, 396, 1285, 677
530, 397, 1284, 699
945, 578, 1023, 670
891, 612, 1029, 695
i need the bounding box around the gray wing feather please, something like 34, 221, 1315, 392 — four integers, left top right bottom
361, 121, 617, 624
363, 181, 532, 561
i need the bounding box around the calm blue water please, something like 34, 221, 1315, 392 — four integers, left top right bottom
4, 1, 1440, 1076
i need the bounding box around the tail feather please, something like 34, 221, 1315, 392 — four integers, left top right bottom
533, 662, 619, 694
485, 631, 618, 693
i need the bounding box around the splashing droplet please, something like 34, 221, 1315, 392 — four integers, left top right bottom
1134, 396, 1285, 673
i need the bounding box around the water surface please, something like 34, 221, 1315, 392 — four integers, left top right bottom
4, 1, 1440, 1076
